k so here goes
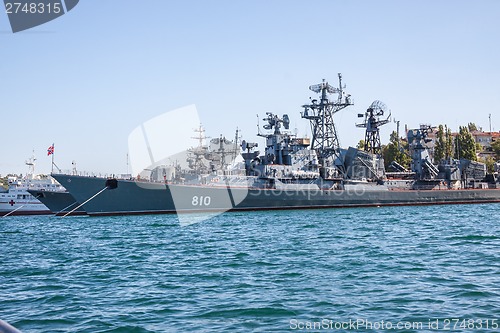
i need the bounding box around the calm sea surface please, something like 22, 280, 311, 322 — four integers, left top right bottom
1, 204, 499, 332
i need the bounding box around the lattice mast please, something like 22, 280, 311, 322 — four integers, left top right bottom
187, 124, 210, 173
301, 73, 353, 165
356, 100, 390, 155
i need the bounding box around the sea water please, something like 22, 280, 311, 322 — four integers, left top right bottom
1, 204, 499, 332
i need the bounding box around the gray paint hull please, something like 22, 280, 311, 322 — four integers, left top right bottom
27, 189, 86, 215
53, 174, 500, 216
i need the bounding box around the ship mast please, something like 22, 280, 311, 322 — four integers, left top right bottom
25, 151, 36, 180
301, 73, 353, 173
187, 124, 210, 174
356, 100, 391, 155
233, 128, 241, 161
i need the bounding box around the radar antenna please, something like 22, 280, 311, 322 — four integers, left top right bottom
356, 100, 390, 155
261, 113, 290, 135
301, 73, 353, 172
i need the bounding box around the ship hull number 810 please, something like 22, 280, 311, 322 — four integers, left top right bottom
192, 196, 211, 206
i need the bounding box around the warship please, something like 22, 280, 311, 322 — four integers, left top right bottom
27, 189, 86, 216
52, 74, 500, 216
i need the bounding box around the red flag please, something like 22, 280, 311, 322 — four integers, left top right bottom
47, 144, 54, 156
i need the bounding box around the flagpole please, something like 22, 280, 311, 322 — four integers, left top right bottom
51, 143, 54, 174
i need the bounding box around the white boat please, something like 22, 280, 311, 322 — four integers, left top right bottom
0, 154, 63, 216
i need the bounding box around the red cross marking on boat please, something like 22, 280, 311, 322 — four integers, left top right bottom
9, 200, 15, 206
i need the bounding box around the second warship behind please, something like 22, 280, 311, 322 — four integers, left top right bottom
27, 189, 86, 216
53, 74, 500, 216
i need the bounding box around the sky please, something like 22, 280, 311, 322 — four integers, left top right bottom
1, 0, 499, 176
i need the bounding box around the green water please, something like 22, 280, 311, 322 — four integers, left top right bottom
1, 204, 499, 332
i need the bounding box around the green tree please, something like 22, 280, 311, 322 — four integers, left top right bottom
468, 122, 478, 132
445, 125, 454, 160
492, 139, 500, 160
480, 156, 495, 173
454, 126, 477, 161
434, 124, 445, 162
382, 131, 411, 170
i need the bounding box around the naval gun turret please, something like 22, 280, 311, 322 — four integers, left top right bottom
407, 125, 488, 189
408, 125, 440, 180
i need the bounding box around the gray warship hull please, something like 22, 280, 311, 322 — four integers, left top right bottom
53, 174, 500, 216
27, 189, 86, 215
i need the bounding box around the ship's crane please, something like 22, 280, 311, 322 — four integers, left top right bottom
301, 73, 353, 174
356, 100, 391, 155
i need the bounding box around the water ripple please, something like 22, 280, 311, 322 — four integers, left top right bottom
0, 204, 499, 332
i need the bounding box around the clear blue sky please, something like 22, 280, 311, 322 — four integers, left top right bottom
1, 0, 499, 176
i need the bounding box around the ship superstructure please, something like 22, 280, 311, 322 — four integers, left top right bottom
241, 112, 319, 187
